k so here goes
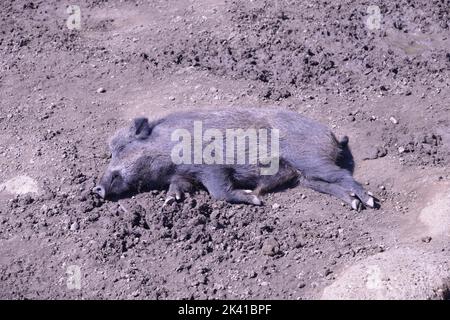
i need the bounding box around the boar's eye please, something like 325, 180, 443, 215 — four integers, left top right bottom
116, 145, 125, 153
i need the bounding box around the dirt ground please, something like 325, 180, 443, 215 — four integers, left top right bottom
0, 0, 449, 299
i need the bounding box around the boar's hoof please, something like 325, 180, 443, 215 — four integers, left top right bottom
251, 195, 263, 206
163, 196, 176, 207
366, 196, 375, 208
163, 191, 184, 207
92, 186, 105, 198
351, 198, 362, 211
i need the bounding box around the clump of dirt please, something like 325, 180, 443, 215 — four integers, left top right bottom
155, 0, 450, 99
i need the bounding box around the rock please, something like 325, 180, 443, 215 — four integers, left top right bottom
421, 236, 432, 243
87, 212, 100, 222
322, 268, 333, 277
70, 222, 79, 231
398, 146, 406, 154
131, 290, 140, 297
294, 241, 304, 249
363, 146, 388, 160
389, 117, 398, 124
262, 237, 280, 256
168, 96, 175, 101
418, 187, 450, 236
96, 87, 106, 94
272, 203, 280, 210
322, 248, 450, 300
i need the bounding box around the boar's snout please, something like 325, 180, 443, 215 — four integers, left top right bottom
92, 185, 106, 198
92, 169, 131, 199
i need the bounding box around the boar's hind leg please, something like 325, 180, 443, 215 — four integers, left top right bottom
163, 176, 194, 206
302, 163, 375, 209
200, 169, 262, 205
300, 177, 364, 211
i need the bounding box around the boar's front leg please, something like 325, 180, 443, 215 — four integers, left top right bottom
163, 175, 195, 206
200, 168, 262, 205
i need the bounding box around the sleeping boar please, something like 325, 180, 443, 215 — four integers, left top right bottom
93, 108, 376, 210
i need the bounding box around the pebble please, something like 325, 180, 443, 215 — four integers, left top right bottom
398, 146, 406, 154
262, 237, 280, 256
322, 268, 333, 277
168, 96, 175, 101
70, 222, 79, 231
421, 236, 432, 243
272, 203, 280, 210
131, 290, 140, 297
389, 116, 398, 124
96, 87, 106, 94
294, 240, 304, 248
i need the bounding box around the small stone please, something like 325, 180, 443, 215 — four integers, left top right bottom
96, 87, 106, 94
294, 241, 304, 248
260, 281, 269, 286
389, 116, 398, 124
301, 194, 307, 199
262, 237, 280, 256
398, 146, 406, 154
131, 290, 140, 297
322, 268, 333, 277
272, 203, 280, 210
421, 236, 432, 243
87, 212, 100, 222
70, 222, 79, 231
168, 96, 175, 101
379, 185, 386, 190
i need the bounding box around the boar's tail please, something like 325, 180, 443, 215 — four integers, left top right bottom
340, 136, 349, 147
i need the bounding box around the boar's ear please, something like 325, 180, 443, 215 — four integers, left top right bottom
131, 117, 152, 139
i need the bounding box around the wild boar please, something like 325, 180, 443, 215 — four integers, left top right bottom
92, 108, 376, 210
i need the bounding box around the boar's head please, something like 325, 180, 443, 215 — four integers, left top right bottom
92, 118, 170, 199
